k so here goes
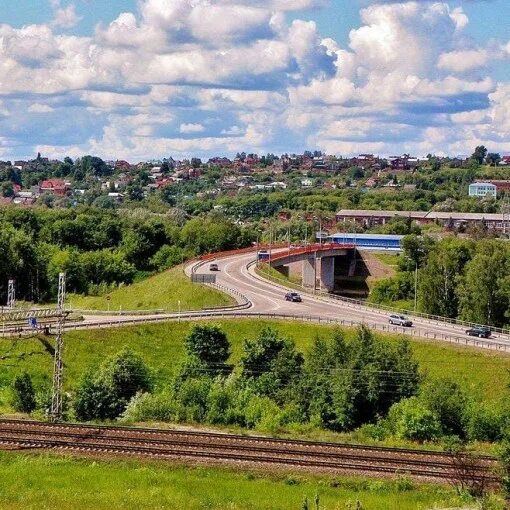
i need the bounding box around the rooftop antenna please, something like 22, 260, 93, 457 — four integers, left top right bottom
50, 272, 66, 422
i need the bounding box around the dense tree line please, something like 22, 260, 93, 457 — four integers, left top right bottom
370, 235, 510, 327
0, 207, 255, 303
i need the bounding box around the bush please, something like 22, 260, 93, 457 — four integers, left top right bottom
205, 377, 243, 426
244, 395, 281, 430
74, 347, 153, 421
174, 377, 212, 422
420, 378, 468, 437
122, 392, 176, 422
387, 397, 441, 442
465, 403, 504, 442
11, 372, 36, 414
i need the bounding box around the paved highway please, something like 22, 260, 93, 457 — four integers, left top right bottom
6, 249, 501, 352
203, 250, 510, 348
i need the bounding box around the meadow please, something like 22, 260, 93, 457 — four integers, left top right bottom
0, 451, 485, 510
1, 319, 509, 418
68, 266, 234, 311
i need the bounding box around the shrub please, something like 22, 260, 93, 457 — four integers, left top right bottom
185, 325, 231, 373
465, 403, 504, 442
74, 347, 153, 421
11, 372, 36, 414
122, 392, 176, 422
388, 397, 441, 442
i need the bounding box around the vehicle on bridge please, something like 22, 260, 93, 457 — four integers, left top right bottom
388, 314, 413, 327
465, 326, 491, 338
257, 250, 270, 262
285, 292, 302, 303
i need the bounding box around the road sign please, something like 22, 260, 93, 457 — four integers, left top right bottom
28, 317, 37, 329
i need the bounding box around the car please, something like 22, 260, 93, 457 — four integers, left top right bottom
209, 263, 219, 271
285, 292, 302, 302
388, 314, 413, 327
465, 327, 491, 338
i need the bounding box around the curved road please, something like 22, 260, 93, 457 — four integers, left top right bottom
204, 250, 510, 348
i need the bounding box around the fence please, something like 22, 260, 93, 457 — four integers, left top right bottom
253, 261, 510, 339
54, 312, 510, 353
191, 274, 216, 284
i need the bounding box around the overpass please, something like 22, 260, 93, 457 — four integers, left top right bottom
265, 243, 355, 292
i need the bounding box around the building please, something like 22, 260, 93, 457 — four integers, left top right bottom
475, 180, 510, 193
469, 182, 497, 198
329, 233, 403, 251
39, 179, 69, 196
335, 209, 509, 233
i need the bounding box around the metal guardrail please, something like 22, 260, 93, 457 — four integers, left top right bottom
254, 262, 510, 338
57, 312, 510, 353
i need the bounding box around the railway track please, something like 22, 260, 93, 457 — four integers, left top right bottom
0, 419, 500, 483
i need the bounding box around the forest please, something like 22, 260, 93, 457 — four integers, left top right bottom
0, 207, 254, 303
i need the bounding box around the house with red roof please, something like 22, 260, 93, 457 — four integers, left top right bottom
39, 179, 69, 196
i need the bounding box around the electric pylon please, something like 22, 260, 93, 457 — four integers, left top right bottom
7, 280, 15, 309
50, 273, 66, 422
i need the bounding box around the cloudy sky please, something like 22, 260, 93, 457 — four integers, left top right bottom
1, 0, 509, 161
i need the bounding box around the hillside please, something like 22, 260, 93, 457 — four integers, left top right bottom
68, 266, 234, 312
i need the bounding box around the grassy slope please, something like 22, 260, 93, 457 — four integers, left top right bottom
0, 452, 477, 510
68, 266, 234, 311
1, 319, 509, 412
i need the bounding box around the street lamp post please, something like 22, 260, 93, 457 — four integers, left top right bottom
414, 262, 418, 312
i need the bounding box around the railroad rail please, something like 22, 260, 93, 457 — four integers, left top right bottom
0, 419, 499, 483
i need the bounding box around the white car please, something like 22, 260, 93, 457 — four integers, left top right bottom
388, 314, 413, 327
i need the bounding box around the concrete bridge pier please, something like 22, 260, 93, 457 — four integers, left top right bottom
302, 257, 316, 288
319, 256, 335, 292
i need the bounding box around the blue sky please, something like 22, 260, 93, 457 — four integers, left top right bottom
0, 0, 509, 161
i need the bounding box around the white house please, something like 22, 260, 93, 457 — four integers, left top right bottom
468, 182, 497, 198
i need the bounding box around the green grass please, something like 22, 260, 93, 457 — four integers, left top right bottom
0, 451, 484, 510
68, 266, 234, 311
372, 252, 400, 268
1, 319, 510, 416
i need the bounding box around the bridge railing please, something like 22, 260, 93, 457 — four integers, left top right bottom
269, 243, 355, 263
253, 261, 510, 338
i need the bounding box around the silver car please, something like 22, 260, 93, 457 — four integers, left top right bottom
389, 314, 413, 327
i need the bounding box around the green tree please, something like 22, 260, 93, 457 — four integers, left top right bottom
458, 241, 510, 326
74, 347, 152, 421
241, 328, 304, 403
420, 378, 468, 437
485, 153, 501, 167
418, 238, 473, 318
184, 325, 231, 374
471, 146, 488, 165
388, 397, 441, 442
11, 373, 36, 413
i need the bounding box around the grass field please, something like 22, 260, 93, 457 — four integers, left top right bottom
1, 319, 509, 418
371, 252, 400, 268
0, 452, 482, 510
68, 266, 234, 311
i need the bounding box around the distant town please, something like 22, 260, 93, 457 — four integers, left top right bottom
0, 148, 508, 236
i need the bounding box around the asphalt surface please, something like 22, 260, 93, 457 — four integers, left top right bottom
204, 251, 510, 348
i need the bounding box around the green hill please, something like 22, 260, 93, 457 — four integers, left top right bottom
68, 266, 234, 312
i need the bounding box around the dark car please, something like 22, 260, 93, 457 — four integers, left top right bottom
209, 263, 219, 271
285, 292, 302, 302
465, 327, 491, 338
388, 314, 413, 327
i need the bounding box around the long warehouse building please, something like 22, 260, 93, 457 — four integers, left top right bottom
336, 209, 509, 233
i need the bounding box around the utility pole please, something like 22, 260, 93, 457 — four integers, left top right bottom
414, 263, 418, 312
50, 272, 66, 422
7, 279, 15, 309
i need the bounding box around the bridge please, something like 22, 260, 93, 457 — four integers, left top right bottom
263, 243, 355, 292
